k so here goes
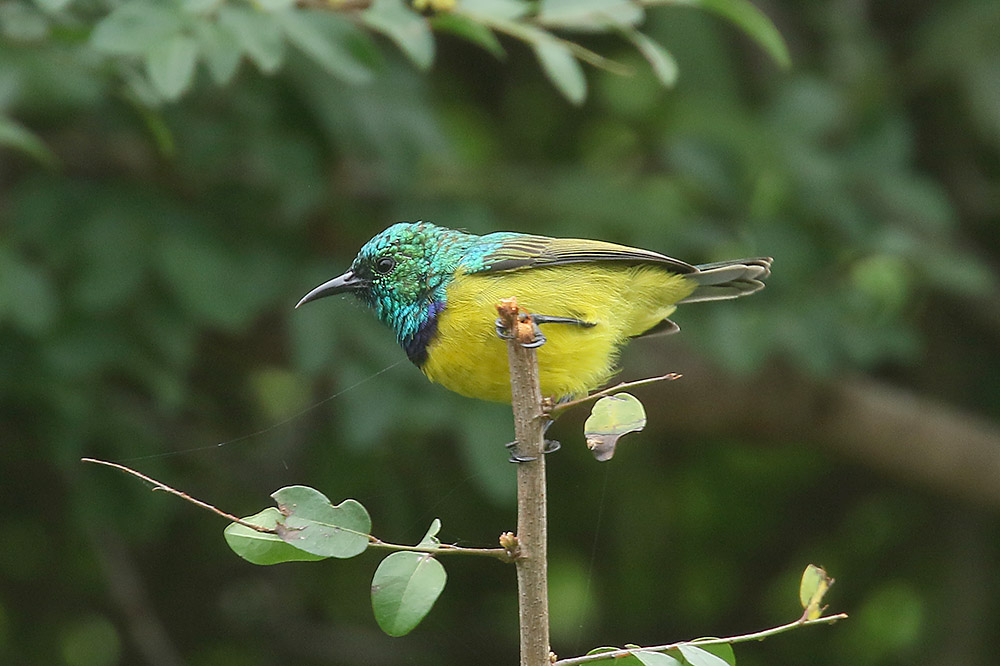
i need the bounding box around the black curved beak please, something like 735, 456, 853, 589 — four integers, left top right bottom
295, 270, 365, 308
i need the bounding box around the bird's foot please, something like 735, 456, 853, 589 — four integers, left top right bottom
494, 313, 596, 348
494, 315, 548, 347
505, 438, 561, 463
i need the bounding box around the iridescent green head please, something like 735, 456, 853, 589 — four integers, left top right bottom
296, 222, 475, 355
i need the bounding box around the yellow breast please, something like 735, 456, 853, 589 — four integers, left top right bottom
420, 265, 695, 402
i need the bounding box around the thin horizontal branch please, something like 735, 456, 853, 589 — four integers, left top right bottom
81, 457, 272, 533
549, 372, 682, 415
553, 613, 848, 665
82, 457, 512, 560
367, 538, 513, 562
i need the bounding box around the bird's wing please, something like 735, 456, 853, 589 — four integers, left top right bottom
473, 234, 697, 274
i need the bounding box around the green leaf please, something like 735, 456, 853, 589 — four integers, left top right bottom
272, 486, 371, 558
799, 564, 833, 620
584, 392, 646, 461
431, 13, 505, 59
193, 19, 243, 85
371, 551, 447, 636
90, 1, 185, 55
624, 29, 677, 87
0, 116, 56, 166
145, 34, 199, 101
634, 651, 683, 665
224, 507, 327, 565
277, 10, 373, 84
538, 0, 644, 32
673, 0, 790, 68
677, 645, 732, 666
362, 0, 435, 70
418, 518, 442, 547
218, 5, 285, 74
533, 39, 587, 105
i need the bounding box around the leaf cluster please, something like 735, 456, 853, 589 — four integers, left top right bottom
2, 0, 786, 120
224, 485, 449, 636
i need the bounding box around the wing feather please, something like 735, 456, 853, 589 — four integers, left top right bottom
474, 234, 697, 274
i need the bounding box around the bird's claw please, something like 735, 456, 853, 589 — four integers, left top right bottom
495, 314, 594, 348
494, 315, 546, 348
494, 317, 514, 340
506, 438, 561, 463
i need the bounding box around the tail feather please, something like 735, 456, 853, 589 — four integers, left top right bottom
679, 257, 772, 304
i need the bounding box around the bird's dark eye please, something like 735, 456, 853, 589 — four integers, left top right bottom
374, 256, 396, 275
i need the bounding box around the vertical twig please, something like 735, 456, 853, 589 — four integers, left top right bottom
498, 298, 552, 666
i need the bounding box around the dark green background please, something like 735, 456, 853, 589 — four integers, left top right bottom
2, 1, 999, 664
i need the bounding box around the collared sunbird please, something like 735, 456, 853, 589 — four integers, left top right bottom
297, 222, 771, 403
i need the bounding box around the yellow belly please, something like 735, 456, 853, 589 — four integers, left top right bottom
420, 265, 695, 402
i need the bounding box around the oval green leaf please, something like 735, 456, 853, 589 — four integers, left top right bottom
272, 486, 371, 558
371, 551, 447, 636
799, 564, 833, 620
218, 5, 285, 74
624, 29, 678, 87
533, 39, 586, 105
145, 34, 199, 101
419, 518, 442, 547
584, 392, 647, 461
224, 507, 327, 565
193, 19, 242, 85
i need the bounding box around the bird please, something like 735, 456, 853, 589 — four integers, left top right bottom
297, 221, 771, 404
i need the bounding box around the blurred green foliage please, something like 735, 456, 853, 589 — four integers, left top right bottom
2, 0, 1000, 665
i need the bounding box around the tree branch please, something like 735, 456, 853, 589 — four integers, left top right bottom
81, 457, 271, 532
368, 538, 512, 561
552, 613, 849, 665
82, 457, 513, 561
497, 298, 553, 666
548, 372, 682, 415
